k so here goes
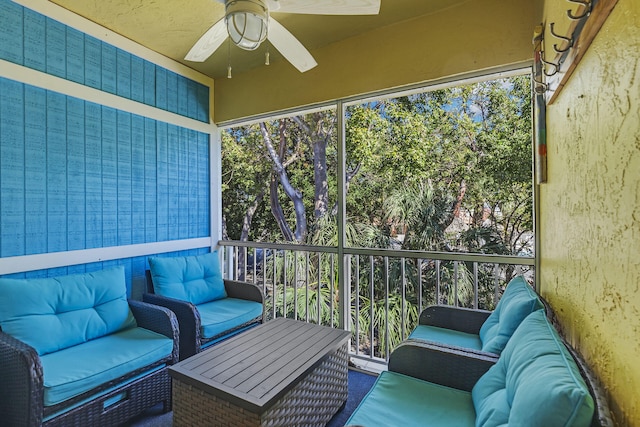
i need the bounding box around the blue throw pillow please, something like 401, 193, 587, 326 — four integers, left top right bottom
479, 276, 543, 354
472, 310, 594, 426
148, 252, 227, 305
0, 267, 136, 355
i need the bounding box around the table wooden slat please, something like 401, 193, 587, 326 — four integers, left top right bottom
169, 318, 350, 413
225, 327, 334, 391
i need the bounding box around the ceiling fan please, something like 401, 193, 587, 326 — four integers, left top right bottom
184, 0, 381, 73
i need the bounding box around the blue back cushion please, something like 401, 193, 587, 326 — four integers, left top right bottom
472, 310, 594, 426
0, 267, 136, 355
148, 252, 227, 305
479, 276, 543, 354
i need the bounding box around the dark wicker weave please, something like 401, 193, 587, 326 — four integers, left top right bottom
418, 305, 492, 334
389, 340, 498, 392
413, 305, 498, 357
143, 270, 265, 360
0, 300, 179, 427
172, 344, 349, 427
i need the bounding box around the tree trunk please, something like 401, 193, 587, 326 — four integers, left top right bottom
260, 121, 307, 242
240, 189, 265, 242
221, 215, 228, 240
236, 189, 265, 280
331, 163, 361, 215
313, 136, 328, 219
270, 174, 294, 241
445, 180, 467, 229
292, 114, 335, 220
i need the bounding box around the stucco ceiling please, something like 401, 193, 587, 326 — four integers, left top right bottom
49, 0, 471, 80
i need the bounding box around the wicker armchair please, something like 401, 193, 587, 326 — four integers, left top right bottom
0, 300, 179, 427
408, 275, 543, 357
347, 309, 614, 427
144, 252, 265, 360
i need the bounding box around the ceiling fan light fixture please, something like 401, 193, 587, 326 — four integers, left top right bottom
225, 0, 269, 51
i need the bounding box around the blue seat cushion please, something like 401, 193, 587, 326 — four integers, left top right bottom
408, 325, 483, 351
478, 275, 543, 354
472, 310, 594, 426
148, 252, 227, 305
0, 267, 136, 355
40, 327, 174, 406
197, 298, 264, 339
346, 371, 476, 427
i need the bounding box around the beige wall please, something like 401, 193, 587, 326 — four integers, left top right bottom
540, 0, 640, 424
213, 0, 536, 123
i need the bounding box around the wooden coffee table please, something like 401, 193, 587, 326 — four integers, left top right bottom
169, 317, 351, 426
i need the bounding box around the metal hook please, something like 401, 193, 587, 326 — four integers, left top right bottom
567, 0, 591, 20
533, 75, 548, 94
540, 52, 559, 77
549, 23, 573, 53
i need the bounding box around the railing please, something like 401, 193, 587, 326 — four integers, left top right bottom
218, 240, 535, 370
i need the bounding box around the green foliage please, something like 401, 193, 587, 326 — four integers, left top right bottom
384, 181, 455, 251
353, 292, 419, 359
222, 75, 533, 358
270, 281, 336, 326
221, 126, 273, 240
345, 75, 533, 256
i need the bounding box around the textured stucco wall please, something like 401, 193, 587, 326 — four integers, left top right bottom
540, 0, 640, 424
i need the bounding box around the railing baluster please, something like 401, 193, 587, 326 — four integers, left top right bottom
233, 246, 238, 280
355, 255, 360, 356
242, 246, 247, 281
305, 252, 310, 322
283, 250, 287, 319
261, 249, 267, 315
384, 256, 390, 362
293, 250, 298, 321
494, 263, 500, 306
330, 254, 335, 328
401, 257, 406, 340
252, 247, 257, 284
272, 248, 277, 319
436, 259, 441, 305
454, 261, 459, 307
418, 258, 423, 314
317, 252, 322, 325
473, 262, 479, 309
369, 255, 374, 360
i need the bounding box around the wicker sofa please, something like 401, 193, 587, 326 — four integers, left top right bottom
0, 267, 179, 427
346, 309, 613, 427
144, 251, 264, 360
408, 275, 544, 357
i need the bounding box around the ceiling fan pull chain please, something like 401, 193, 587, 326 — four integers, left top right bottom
265, 47, 270, 66
227, 39, 233, 78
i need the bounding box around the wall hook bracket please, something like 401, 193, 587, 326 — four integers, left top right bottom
549, 22, 574, 53
567, 0, 592, 20
540, 52, 560, 77
533, 75, 548, 93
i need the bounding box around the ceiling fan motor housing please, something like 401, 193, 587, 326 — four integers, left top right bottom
225, 0, 269, 50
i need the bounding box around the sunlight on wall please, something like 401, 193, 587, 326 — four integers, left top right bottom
540, 0, 640, 424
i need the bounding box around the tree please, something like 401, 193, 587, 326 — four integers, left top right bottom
221, 125, 272, 242
222, 75, 533, 356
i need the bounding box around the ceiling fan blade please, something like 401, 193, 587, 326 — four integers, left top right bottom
269, 0, 380, 15
185, 18, 228, 62
267, 18, 317, 73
